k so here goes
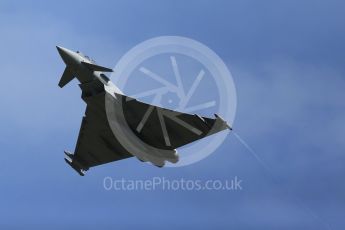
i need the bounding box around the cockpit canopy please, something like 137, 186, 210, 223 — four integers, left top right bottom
76, 51, 95, 63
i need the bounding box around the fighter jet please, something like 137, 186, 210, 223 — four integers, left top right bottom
57, 46, 231, 176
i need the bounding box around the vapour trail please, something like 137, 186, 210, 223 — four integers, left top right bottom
232, 131, 332, 230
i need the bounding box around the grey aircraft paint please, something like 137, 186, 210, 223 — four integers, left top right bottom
57, 46, 231, 176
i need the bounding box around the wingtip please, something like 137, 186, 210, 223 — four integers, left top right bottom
214, 114, 232, 131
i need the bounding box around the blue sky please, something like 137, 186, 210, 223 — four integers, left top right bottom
0, 0, 344, 229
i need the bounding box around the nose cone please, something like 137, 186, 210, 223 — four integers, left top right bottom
56, 46, 69, 58
56, 45, 64, 53
56, 46, 77, 65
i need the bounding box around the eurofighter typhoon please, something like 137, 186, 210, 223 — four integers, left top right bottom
57, 46, 231, 176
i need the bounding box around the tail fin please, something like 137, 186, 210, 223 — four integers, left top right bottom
64, 151, 86, 176
58, 67, 75, 88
